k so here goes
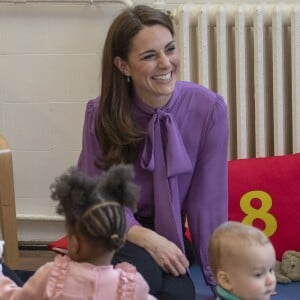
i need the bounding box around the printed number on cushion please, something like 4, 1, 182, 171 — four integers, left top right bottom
228, 153, 300, 259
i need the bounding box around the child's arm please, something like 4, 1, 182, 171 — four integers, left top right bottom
0, 262, 52, 299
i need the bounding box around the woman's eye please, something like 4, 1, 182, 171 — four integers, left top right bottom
166, 45, 176, 53
143, 53, 155, 60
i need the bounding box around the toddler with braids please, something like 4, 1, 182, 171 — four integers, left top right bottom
0, 164, 156, 300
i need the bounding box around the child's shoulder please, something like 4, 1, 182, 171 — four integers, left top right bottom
116, 262, 155, 299
115, 262, 137, 273
114, 262, 137, 298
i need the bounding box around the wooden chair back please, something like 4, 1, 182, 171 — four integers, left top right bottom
0, 135, 19, 268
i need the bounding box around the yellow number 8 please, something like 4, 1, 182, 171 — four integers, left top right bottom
240, 190, 277, 237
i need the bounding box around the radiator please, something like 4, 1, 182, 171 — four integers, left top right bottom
172, 4, 300, 160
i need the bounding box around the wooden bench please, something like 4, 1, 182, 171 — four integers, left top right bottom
0, 135, 19, 269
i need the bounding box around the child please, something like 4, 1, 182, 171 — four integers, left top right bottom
0, 164, 156, 299
208, 221, 277, 300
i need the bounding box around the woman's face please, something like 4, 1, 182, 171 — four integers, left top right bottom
118, 24, 180, 108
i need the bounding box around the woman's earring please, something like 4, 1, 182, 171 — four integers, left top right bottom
127, 76, 130, 83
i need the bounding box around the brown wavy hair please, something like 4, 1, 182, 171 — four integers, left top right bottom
96, 5, 174, 169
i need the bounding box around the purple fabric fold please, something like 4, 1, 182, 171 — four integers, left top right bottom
141, 109, 193, 177
140, 108, 193, 251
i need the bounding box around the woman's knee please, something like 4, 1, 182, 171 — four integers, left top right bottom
155, 273, 195, 300
112, 241, 163, 294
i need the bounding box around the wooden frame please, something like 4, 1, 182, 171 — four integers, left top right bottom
0, 135, 19, 269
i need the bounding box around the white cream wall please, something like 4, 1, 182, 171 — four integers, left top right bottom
0, 2, 134, 241
0, 0, 291, 242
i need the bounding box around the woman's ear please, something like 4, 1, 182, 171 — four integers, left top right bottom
114, 56, 130, 77
217, 270, 233, 291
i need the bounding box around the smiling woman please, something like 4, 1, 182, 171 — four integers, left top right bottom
113, 25, 179, 108
74, 4, 229, 300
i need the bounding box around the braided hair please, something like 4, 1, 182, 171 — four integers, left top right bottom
50, 164, 139, 251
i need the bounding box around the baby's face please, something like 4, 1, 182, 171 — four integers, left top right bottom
226, 242, 276, 300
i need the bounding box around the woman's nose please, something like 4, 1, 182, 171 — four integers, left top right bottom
158, 53, 171, 68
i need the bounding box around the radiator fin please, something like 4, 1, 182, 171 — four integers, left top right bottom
173, 4, 300, 159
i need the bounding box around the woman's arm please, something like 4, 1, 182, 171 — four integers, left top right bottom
78, 98, 189, 276
127, 225, 189, 276
186, 94, 229, 285
77, 98, 102, 177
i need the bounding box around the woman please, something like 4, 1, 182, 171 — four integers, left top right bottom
78, 4, 229, 299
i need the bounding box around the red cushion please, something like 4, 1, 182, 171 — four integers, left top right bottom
48, 235, 68, 255
228, 153, 300, 259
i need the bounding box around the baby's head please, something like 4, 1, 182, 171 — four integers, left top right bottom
208, 221, 276, 300
50, 164, 139, 260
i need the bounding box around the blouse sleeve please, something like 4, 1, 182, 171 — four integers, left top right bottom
186, 94, 229, 285
0, 263, 52, 299
125, 207, 141, 232
77, 99, 140, 231
77, 98, 103, 177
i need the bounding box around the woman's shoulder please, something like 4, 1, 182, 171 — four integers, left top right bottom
82, 96, 100, 126
176, 81, 227, 111
177, 80, 216, 95
85, 96, 100, 112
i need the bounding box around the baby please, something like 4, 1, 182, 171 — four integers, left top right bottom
208, 221, 277, 300
0, 164, 156, 299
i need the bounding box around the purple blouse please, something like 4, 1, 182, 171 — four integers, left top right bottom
77, 81, 229, 285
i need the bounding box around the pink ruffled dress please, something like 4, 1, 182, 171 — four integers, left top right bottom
0, 255, 156, 300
